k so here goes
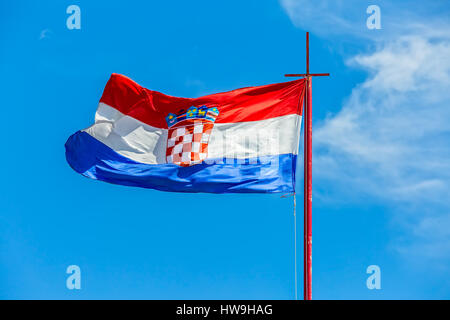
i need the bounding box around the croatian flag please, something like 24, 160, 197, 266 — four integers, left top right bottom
65, 74, 305, 193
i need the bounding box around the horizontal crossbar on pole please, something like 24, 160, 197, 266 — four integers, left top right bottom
285, 73, 330, 77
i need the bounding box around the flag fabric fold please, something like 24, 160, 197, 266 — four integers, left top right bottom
65, 74, 305, 193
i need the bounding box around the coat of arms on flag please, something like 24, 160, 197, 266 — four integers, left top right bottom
165, 106, 219, 167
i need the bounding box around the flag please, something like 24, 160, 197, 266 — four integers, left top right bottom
65, 74, 305, 193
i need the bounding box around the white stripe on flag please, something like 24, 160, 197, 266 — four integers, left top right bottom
83, 103, 301, 165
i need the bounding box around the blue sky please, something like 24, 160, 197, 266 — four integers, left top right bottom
1, 0, 449, 299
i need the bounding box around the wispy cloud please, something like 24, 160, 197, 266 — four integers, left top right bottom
39, 29, 52, 40
280, 0, 450, 41
281, 0, 450, 263
315, 36, 450, 205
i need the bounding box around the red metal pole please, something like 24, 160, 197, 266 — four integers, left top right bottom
304, 32, 313, 301
286, 31, 329, 300
304, 76, 312, 300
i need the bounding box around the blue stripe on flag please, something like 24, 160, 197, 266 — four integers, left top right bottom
65, 131, 297, 193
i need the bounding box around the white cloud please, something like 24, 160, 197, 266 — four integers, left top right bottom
280, 0, 450, 41
39, 29, 52, 40
280, 0, 366, 38
316, 36, 450, 197
281, 0, 450, 262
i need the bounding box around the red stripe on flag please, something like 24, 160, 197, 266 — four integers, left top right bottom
100, 74, 305, 129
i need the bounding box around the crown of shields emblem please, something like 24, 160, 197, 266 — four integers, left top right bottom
165, 106, 219, 167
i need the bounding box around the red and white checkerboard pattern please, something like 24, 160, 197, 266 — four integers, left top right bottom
166, 120, 214, 167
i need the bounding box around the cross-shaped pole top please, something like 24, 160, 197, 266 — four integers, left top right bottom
285, 32, 330, 79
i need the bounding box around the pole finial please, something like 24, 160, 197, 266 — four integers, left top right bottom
306, 32, 310, 75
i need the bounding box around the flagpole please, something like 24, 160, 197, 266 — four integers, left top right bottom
304, 73, 312, 301
285, 32, 330, 301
